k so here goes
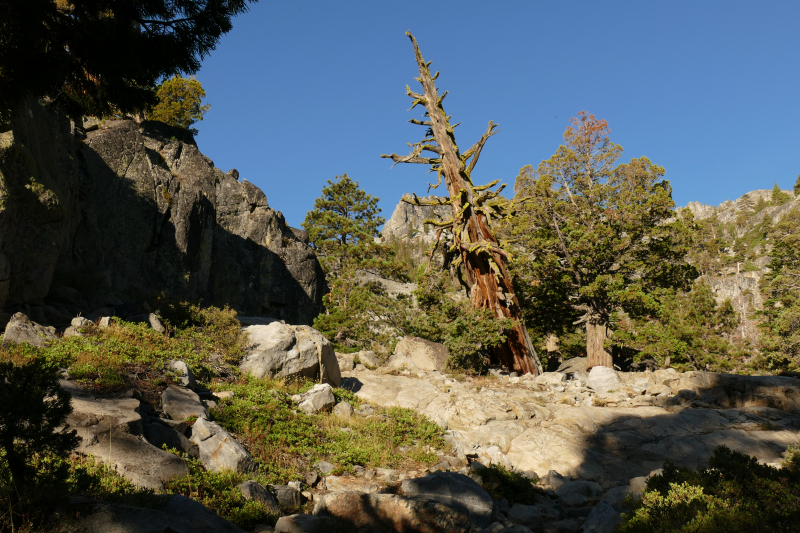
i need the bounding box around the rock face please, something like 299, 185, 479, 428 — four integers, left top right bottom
381, 195, 451, 247
400, 472, 496, 529
240, 322, 341, 386
387, 337, 450, 372
64, 381, 190, 491
0, 102, 324, 325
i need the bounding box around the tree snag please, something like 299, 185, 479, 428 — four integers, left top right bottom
382, 32, 543, 376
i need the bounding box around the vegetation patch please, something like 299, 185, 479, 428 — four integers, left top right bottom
618, 445, 800, 533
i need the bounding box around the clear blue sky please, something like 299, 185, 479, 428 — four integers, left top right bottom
193, 0, 800, 228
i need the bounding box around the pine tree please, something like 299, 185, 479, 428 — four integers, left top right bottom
0, 0, 255, 123
0, 355, 79, 484
302, 174, 404, 350
794, 174, 800, 196
758, 207, 800, 370
771, 182, 791, 206
149, 75, 210, 135
511, 112, 696, 369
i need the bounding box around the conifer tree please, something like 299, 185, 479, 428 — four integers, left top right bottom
0, 0, 255, 123
771, 182, 791, 206
511, 112, 696, 369
149, 75, 210, 135
302, 174, 404, 350
794, 174, 800, 196
758, 207, 800, 370
0, 356, 78, 484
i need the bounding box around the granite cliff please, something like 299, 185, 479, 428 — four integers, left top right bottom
0, 100, 324, 327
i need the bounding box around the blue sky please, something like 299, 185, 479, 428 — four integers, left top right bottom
193, 1, 800, 228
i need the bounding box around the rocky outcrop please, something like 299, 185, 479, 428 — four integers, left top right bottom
341, 366, 800, 485
387, 337, 450, 372
239, 322, 341, 386
381, 195, 450, 246
0, 101, 324, 326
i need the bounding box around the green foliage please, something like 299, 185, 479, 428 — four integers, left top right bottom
613, 283, 743, 371
303, 174, 406, 351
771, 182, 791, 206
478, 465, 540, 505
403, 268, 513, 371
8, 303, 246, 389
795, 174, 800, 195
149, 75, 210, 135
511, 112, 696, 361
163, 457, 278, 529
210, 376, 446, 485
0, 356, 79, 485
757, 207, 800, 370
618, 445, 800, 533
0, 0, 256, 122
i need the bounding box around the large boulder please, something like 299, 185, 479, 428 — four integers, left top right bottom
400, 472, 496, 529
64, 381, 189, 490
387, 337, 449, 372
313, 492, 471, 533
240, 322, 341, 386
0, 102, 325, 324
65, 495, 245, 533
291, 384, 336, 415
189, 417, 255, 473
586, 366, 622, 392
1, 312, 57, 348
162, 385, 209, 422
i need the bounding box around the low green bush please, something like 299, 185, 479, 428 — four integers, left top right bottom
618, 445, 800, 533
210, 376, 447, 484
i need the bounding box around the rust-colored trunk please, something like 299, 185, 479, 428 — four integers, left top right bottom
586, 319, 612, 369
400, 34, 542, 376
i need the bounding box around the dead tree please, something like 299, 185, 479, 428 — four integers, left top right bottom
381, 32, 543, 376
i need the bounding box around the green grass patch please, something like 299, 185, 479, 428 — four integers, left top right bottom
478, 464, 541, 505
210, 375, 448, 484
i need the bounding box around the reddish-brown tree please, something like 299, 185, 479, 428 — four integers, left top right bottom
382, 32, 542, 375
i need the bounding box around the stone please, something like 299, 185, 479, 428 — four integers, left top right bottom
271, 485, 303, 509
506, 504, 541, 529
291, 384, 336, 415
497, 526, 534, 533
162, 385, 209, 421
274, 514, 327, 533
63, 381, 189, 490
128, 312, 166, 333
0, 105, 325, 323
64, 495, 245, 533
400, 471, 495, 529
142, 421, 194, 454
168, 360, 197, 390
189, 417, 255, 473
580, 486, 632, 533
587, 366, 622, 392
240, 323, 341, 386
354, 350, 379, 368
317, 461, 336, 475
542, 520, 581, 533
332, 401, 354, 418
237, 480, 281, 514
1, 312, 57, 348
557, 357, 588, 374
387, 336, 450, 372
313, 492, 471, 533
534, 372, 567, 387
304, 471, 319, 486
214, 390, 235, 400
335, 352, 355, 371
323, 475, 379, 493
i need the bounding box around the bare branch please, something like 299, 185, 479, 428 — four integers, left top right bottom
381, 153, 438, 167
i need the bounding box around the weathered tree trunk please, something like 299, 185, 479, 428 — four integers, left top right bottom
545, 333, 562, 372
586, 318, 613, 369
382, 32, 542, 376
